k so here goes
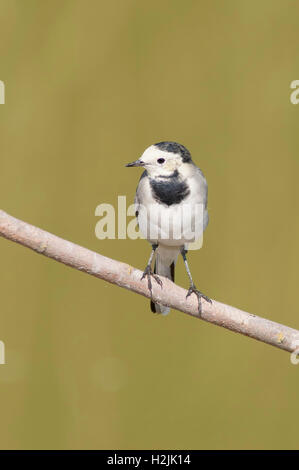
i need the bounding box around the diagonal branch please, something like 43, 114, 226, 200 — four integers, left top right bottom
0, 209, 298, 354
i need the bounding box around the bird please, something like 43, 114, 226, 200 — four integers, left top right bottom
126, 141, 211, 315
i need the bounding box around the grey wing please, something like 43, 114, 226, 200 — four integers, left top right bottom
134, 170, 148, 219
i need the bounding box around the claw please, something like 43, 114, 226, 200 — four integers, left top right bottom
186, 284, 212, 315
152, 274, 163, 287
141, 265, 163, 294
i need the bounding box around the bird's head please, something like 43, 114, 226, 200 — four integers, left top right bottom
126, 141, 193, 178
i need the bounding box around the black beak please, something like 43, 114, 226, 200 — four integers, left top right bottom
125, 160, 144, 167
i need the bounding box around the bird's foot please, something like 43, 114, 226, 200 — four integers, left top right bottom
141, 265, 163, 294
186, 284, 212, 315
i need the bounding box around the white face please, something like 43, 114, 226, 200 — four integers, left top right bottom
139, 145, 183, 177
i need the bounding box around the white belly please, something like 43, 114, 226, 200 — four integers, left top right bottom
137, 201, 207, 247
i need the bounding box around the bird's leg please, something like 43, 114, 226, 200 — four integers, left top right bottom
180, 247, 212, 314
141, 244, 163, 293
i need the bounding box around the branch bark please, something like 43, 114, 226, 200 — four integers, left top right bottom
0, 209, 298, 354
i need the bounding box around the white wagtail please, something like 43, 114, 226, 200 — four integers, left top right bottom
126, 141, 211, 315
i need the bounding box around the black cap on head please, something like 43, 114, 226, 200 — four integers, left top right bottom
154, 141, 192, 163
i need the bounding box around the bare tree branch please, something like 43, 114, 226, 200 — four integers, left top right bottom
0, 209, 298, 354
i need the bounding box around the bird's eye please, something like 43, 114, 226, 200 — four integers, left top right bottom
157, 158, 165, 164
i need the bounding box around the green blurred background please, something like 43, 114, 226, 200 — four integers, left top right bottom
0, 0, 298, 450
